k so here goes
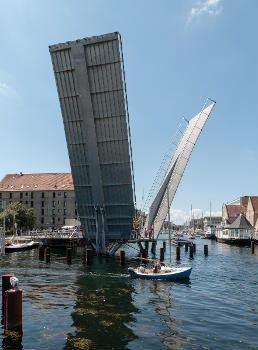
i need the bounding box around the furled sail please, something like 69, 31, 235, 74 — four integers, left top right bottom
145, 99, 216, 239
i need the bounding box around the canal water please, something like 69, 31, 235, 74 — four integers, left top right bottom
0, 236, 257, 350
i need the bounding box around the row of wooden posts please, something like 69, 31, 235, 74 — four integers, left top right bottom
38, 246, 94, 264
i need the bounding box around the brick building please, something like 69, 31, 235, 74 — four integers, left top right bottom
0, 173, 77, 229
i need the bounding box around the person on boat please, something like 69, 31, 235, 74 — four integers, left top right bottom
153, 261, 161, 273
139, 264, 145, 273
144, 228, 148, 238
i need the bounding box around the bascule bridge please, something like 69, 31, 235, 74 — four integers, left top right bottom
49, 32, 215, 255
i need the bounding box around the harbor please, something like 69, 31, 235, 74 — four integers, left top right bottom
0, 235, 257, 350
0, 1, 257, 349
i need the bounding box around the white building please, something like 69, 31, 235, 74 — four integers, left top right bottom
216, 214, 254, 244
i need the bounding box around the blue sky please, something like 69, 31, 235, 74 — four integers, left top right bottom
0, 0, 257, 223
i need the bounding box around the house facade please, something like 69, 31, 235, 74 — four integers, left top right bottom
0, 173, 77, 230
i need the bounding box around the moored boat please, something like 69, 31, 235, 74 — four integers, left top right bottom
5, 241, 39, 252
171, 238, 193, 246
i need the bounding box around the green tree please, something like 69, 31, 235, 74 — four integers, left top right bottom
0, 202, 36, 231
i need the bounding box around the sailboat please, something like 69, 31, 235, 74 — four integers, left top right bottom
128, 189, 192, 280
5, 214, 39, 252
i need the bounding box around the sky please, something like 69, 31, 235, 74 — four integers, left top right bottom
0, 0, 257, 224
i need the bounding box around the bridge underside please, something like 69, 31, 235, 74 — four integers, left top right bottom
49, 32, 135, 253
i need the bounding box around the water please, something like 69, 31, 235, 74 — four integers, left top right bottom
0, 236, 257, 350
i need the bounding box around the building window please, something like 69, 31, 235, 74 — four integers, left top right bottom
75, 209, 77, 216
58, 192, 61, 196
64, 200, 67, 207
20, 201, 23, 204
31, 192, 34, 199
25, 192, 28, 196
64, 209, 66, 216
64, 192, 67, 198
53, 192, 56, 198
42, 192, 44, 198
41, 209, 44, 215
52, 217, 55, 224
41, 217, 44, 224
20, 193, 23, 199
58, 209, 61, 214
9, 201, 12, 204
0, 193, 2, 199
31, 201, 34, 208
58, 217, 60, 222
25, 201, 28, 205
58, 200, 61, 205
9, 193, 12, 199
52, 209, 55, 215
42, 201, 44, 207
52, 201, 56, 207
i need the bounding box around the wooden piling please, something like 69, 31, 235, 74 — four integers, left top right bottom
5, 289, 22, 331
120, 250, 125, 265
251, 241, 254, 254
38, 246, 45, 260
142, 249, 147, 260
86, 249, 93, 264
204, 245, 208, 255
176, 246, 180, 260
193, 243, 196, 253
189, 245, 194, 259
160, 247, 164, 261
151, 242, 156, 254
185, 243, 188, 252
163, 241, 166, 251
45, 247, 50, 263
2, 274, 14, 312
67, 248, 72, 264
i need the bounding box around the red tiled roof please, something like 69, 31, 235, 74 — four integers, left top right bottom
225, 204, 246, 218
250, 197, 258, 213
0, 173, 74, 191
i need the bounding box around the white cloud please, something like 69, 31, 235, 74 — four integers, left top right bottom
0, 81, 18, 98
170, 208, 222, 224
187, 0, 223, 23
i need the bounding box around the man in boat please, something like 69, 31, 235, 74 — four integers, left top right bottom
139, 264, 145, 273
153, 261, 161, 273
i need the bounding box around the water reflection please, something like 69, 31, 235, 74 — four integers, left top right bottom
64, 260, 139, 350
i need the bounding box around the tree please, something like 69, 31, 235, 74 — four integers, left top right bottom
0, 202, 37, 231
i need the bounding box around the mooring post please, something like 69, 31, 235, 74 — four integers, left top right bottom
176, 246, 180, 260
86, 249, 93, 264
67, 248, 72, 264
142, 249, 147, 260
120, 250, 125, 265
189, 245, 193, 258
163, 241, 166, 251
160, 247, 164, 261
38, 246, 45, 260
251, 241, 254, 254
2, 274, 14, 313
193, 243, 196, 253
185, 243, 188, 252
5, 289, 22, 331
144, 241, 149, 253
204, 245, 208, 255
151, 241, 156, 255
45, 247, 50, 263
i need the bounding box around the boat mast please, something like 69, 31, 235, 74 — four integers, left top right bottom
167, 188, 172, 265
